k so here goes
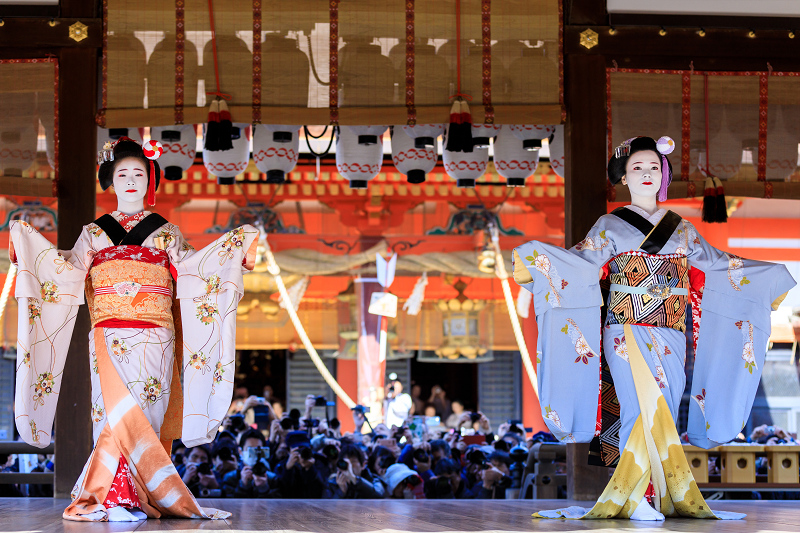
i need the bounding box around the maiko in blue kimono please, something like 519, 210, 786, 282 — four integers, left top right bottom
513, 136, 795, 521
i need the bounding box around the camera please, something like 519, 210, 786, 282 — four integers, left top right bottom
199, 488, 222, 497
329, 417, 341, 430
413, 449, 430, 464
227, 414, 246, 432
280, 417, 299, 430
315, 395, 328, 407
466, 448, 486, 465
351, 405, 370, 414
337, 459, 350, 471
172, 453, 184, 465
299, 447, 313, 461
404, 475, 421, 487
388, 386, 395, 394
196, 462, 213, 476
322, 444, 339, 460
252, 461, 268, 477
469, 412, 481, 424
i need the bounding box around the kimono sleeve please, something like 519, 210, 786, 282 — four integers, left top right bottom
512, 240, 604, 443
173, 224, 259, 447
688, 243, 796, 448
9, 221, 87, 447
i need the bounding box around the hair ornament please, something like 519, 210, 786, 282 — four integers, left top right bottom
656, 136, 675, 155
97, 141, 115, 165
613, 137, 638, 158
143, 140, 164, 160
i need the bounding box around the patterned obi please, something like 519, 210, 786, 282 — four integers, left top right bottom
606, 251, 689, 332
87, 245, 173, 329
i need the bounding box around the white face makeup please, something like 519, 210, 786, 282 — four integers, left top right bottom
112, 157, 148, 207
621, 150, 662, 200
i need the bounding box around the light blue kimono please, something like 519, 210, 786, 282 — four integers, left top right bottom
514, 206, 796, 451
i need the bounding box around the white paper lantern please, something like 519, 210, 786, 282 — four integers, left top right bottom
391, 126, 437, 184
253, 124, 300, 184
471, 124, 500, 149
494, 126, 539, 187
509, 124, 555, 151
347, 125, 388, 146
336, 126, 383, 188
203, 123, 250, 184
548, 125, 565, 178
150, 125, 196, 181
402, 124, 444, 149
443, 125, 488, 188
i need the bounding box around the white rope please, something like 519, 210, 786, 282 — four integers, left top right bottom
259, 231, 356, 408
491, 228, 539, 399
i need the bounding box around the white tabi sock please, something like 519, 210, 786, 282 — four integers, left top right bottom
630, 496, 665, 521
106, 506, 141, 522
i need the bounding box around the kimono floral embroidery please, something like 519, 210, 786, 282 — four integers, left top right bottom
574, 230, 610, 252
736, 320, 757, 374
544, 405, 576, 442
92, 354, 98, 374
28, 300, 41, 324
212, 361, 225, 390
110, 337, 130, 364
32, 372, 55, 408
205, 274, 222, 295
29, 420, 40, 443
693, 388, 706, 416
155, 227, 177, 248
613, 336, 629, 362
91, 404, 104, 423
87, 223, 104, 237
219, 227, 246, 264
140, 376, 164, 407
675, 221, 700, 255
526, 250, 565, 306
562, 318, 596, 364
188, 351, 210, 373
40, 280, 59, 303
725, 253, 750, 291
196, 299, 218, 324
21, 351, 30, 368
646, 330, 670, 389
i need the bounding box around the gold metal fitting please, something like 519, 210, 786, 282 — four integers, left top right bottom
748, 30, 756, 38
658, 27, 667, 37
579, 28, 599, 49
790, 30, 796, 39
69, 21, 88, 42
697, 28, 706, 37
608, 27, 617, 36
48, 19, 59, 27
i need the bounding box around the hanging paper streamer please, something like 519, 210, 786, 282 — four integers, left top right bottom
279, 276, 309, 312
402, 272, 428, 316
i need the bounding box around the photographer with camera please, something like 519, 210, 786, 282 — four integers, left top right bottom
323, 443, 386, 499
385, 463, 425, 499
275, 431, 327, 498
471, 450, 513, 499
457, 411, 494, 442
424, 458, 470, 499
220, 429, 277, 498
180, 445, 220, 498
383, 374, 412, 430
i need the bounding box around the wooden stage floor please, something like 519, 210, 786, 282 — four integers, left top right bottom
1, 498, 799, 532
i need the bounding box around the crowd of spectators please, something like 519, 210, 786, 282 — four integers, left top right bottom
171, 389, 544, 500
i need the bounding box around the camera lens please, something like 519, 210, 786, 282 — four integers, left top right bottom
378, 455, 395, 469
299, 447, 312, 460
337, 459, 349, 471
197, 462, 212, 475
252, 461, 268, 477
388, 386, 395, 393
323, 444, 338, 459
279, 418, 294, 430
413, 450, 429, 463
470, 412, 481, 424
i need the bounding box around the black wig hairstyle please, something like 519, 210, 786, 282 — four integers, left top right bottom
607, 136, 672, 186
97, 139, 162, 191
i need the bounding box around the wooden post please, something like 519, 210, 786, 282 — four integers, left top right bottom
566, 442, 609, 501
54, 44, 98, 498
564, 54, 608, 247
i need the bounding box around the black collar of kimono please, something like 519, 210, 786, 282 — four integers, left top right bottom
611, 207, 682, 254
93, 213, 169, 246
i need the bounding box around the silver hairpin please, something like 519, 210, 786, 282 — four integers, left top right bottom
97, 141, 114, 165
614, 142, 631, 158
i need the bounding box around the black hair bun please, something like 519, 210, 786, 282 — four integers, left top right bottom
97, 139, 161, 191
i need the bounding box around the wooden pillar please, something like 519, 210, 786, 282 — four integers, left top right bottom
54, 25, 98, 496
564, 54, 608, 247
566, 442, 609, 501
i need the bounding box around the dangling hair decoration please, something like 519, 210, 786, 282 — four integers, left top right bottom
142, 140, 164, 207
655, 136, 675, 202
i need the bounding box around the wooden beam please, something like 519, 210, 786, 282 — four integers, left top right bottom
0, 18, 102, 49
566, 26, 800, 60
564, 54, 607, 247
54, 46, 98, 499
0, 177, 54, 197
566, 0, 608, 26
